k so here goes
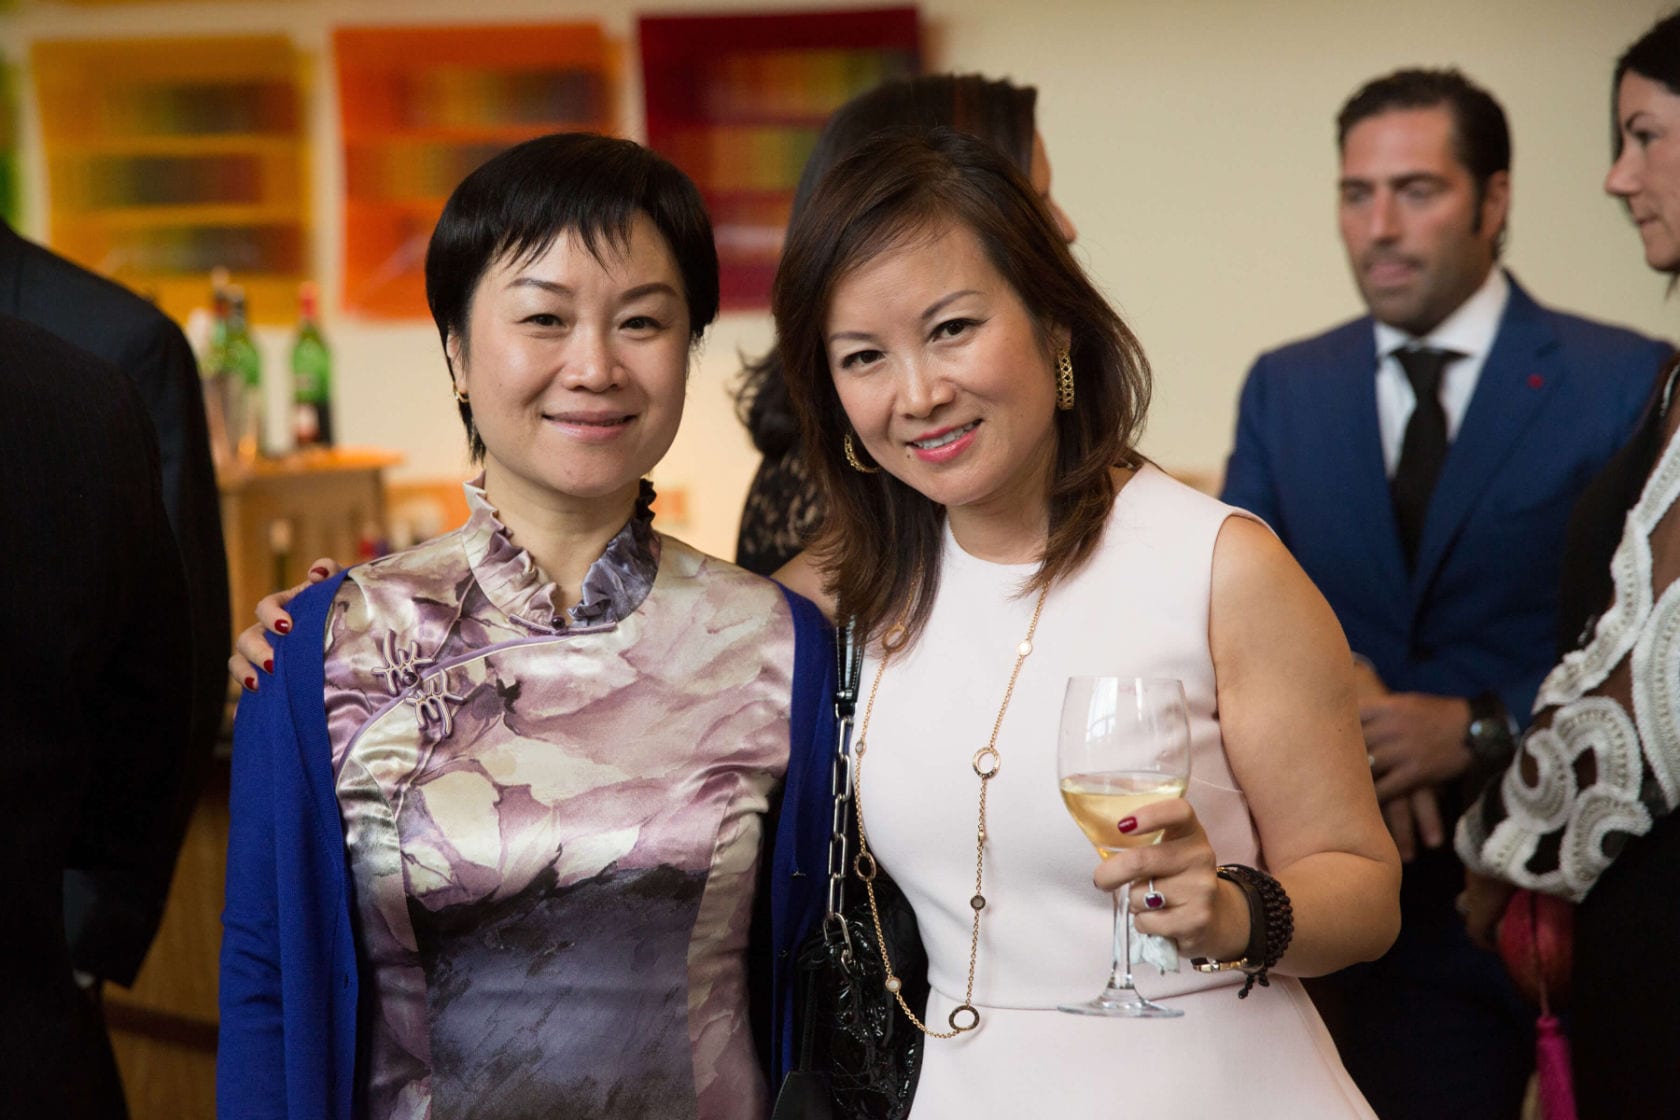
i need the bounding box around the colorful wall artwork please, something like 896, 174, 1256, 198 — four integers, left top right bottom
32, 36, 309, 325
335, 23, 614, 319
639, 7, 920, 309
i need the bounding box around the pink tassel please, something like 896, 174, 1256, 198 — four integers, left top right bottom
1499, 890, 1577, 1120
1534, 1012, 1576, 1120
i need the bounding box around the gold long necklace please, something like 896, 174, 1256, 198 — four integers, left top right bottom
852, 583, 1051, 1037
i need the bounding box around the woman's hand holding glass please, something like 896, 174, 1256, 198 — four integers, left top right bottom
1060, 676, 1222, 1017
1087, 793, 1250, 968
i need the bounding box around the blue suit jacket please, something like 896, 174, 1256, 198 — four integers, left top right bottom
1222, 276, 1667, 732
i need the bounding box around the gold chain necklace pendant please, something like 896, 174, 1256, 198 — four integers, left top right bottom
852, 583, 1051, 1038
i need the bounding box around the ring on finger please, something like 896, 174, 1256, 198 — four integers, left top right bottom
1143, 878, 1166, 910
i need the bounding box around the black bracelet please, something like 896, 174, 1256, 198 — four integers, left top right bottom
1190, 864, 1295, 998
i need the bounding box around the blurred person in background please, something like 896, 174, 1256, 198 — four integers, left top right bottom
1458, 10, 1680, 1118
1220, 67, 1670, 1119
0, 218, 229, 992
0, 313, 193, 1118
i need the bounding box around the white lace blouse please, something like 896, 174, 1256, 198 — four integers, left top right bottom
1457, 372, 1680, 901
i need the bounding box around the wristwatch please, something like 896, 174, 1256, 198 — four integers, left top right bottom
1464, 692, 1516, 795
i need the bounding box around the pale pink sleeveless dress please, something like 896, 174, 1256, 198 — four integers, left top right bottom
857, 466, 1376, 1118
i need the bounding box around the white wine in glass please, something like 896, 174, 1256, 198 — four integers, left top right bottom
1057, 677, 1191, 1018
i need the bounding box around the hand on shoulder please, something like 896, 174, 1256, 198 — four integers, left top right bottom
772, 551, 835, 622
227, 558, 343, 691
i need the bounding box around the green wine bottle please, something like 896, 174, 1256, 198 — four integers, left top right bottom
225, 285, 263, 461
291, 281, 334, 448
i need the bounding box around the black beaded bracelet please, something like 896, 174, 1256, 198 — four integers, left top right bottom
1190, 864, 1295, 998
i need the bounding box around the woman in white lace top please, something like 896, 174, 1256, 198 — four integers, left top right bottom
1455, 12, 1680, 1117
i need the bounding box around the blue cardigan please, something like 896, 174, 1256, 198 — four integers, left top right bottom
217, 571, 836, 1118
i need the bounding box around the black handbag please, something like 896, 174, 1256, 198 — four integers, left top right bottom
771, 620, 929, 1120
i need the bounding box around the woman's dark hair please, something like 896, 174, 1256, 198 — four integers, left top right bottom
1614, 10, 1680, 160
425, 132, 719, 460
738, 74, 1038, 459
773, 128, 1149, 645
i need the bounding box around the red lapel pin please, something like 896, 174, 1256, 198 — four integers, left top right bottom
1528, 373, 1545, 389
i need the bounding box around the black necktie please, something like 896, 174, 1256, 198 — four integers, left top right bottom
1391, 346, 1462, 568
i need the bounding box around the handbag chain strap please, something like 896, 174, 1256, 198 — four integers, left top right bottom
821, 618, 865, 964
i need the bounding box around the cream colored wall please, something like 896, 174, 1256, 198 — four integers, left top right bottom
3, 0, 1675, 559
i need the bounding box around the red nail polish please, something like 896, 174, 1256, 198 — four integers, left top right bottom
243, 676, 257, 691
310, 566, 330, 578
1117, 816, 1138, 833
275, 618, 292, 635
263, 659, 274, 674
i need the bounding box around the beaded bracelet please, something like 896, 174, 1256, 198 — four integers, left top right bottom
1189, 864, 1295, 998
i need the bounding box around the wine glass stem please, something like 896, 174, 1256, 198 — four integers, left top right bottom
1110, 885, 1137, 993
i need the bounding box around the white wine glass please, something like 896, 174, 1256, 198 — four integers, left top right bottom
1057, 676, 1191, 1018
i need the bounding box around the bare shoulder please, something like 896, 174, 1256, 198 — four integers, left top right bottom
1210, 514, 1303, 601
1209, 513, 1350, 676
773, 550, 836, 622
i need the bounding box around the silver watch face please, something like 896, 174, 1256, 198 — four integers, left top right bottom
1468, 717, 1505, 748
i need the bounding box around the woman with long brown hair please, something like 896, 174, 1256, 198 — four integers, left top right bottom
771, 128, 1400, 1116
735, 72, 1076, 576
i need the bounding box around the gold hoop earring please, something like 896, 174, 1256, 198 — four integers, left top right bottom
843, 433, 880, 474
453, 387, 469, 405
1055, 347, 1075, 411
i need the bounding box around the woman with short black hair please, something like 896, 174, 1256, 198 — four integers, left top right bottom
217, 133, 831, 1120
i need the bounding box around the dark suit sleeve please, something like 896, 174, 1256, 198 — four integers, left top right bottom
125, 312, 231, 808
61, 371, 195, 985
1219, 354, 1285, 533
60, 298, 230, 984
1490, 337, 1674, 724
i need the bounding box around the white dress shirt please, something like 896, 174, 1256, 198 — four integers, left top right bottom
1372, 268, 1510, 477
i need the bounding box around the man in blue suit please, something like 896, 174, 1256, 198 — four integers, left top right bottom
1221, 69, 1669, 1120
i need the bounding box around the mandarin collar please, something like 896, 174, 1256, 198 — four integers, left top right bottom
458, 475, 660, 633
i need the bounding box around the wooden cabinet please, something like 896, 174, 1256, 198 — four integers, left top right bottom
217, 447, 401, 643
32, 35, 309, 326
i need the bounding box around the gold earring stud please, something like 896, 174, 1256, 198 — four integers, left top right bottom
1055, 347, 1075, 411
843, 433, 880, 474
